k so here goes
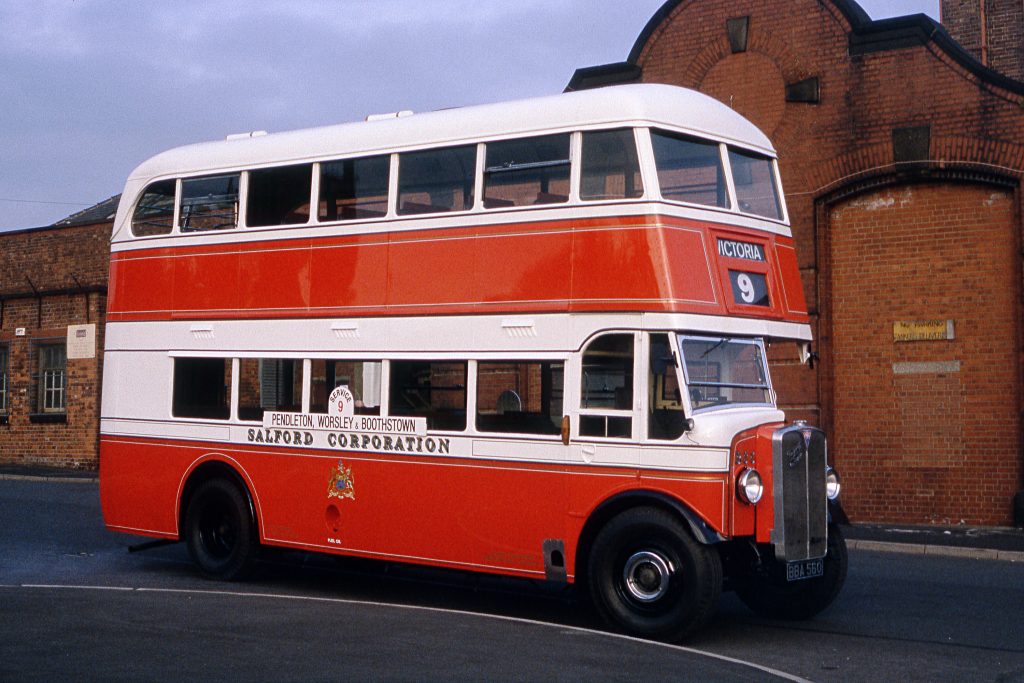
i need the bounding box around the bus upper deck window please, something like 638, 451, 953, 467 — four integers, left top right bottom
319, 155, 390, 222
180, 173, 240, 232
247, 164, 312, 227
483, 134, 570, 208
728, 148, 783, 220
581, 129, 643, 201
131, 180, 176, 237
651, 130, 729, 209
397, 146, 476, 215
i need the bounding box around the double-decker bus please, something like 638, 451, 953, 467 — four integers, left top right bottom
100, 83, 845, 641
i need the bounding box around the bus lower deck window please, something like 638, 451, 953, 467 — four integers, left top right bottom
389, 360, 467, 431
310, 360, 382, 414
172, 357, 230, 420
237, 358, 303, 421
476, 361, 564, 435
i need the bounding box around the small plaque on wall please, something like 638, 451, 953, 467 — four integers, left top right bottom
67, 324, 97, 359
893, 320, 954, 342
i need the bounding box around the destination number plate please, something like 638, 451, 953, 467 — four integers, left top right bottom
786, 558, 824, 582
727, 270, 770, 307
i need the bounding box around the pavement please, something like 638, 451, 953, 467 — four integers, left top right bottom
2, 465, 1022, 562
842, 521, 1024, 562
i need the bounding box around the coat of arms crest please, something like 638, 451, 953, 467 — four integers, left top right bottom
327, 460, 355, 500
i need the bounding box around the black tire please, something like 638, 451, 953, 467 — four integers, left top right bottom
736, 523, 847, 620
587, 507, 722, 642
184, 478, 259, 580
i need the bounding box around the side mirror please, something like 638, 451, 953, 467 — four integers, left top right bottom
799, 342, 820, 370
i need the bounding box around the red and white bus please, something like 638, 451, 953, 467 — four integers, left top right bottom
100, 83, 844, 641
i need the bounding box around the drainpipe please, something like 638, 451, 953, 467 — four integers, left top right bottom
980, 0, 988, 66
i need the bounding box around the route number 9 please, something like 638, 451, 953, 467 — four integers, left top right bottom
737, 273, 756, 303
728, 271, 769, 307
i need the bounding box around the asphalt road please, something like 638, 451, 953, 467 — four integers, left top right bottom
1, 479, 1022, 682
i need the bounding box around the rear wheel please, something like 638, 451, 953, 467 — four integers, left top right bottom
587, 507, 722, 642
736, 523, 847, 620
184, 478, 258, 580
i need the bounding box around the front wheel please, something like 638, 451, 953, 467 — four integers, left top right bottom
736, 523, 847, 620
184, 478, 259, 580
587, 507, 722, 642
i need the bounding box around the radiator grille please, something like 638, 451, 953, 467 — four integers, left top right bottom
771, 424, 828, 561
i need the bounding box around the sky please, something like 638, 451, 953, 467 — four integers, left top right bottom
0, 0, 939, 231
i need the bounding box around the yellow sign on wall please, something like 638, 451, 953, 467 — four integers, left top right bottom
893, 320, 954, 342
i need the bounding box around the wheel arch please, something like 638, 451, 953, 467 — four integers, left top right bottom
177, 456, 259, 540
573, 489, 724, 585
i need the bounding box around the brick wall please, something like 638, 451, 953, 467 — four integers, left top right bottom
0, 222, 110, 470
941, 0, 1024, 81
829, 183, 1020, 524
611, 0, 1024, 523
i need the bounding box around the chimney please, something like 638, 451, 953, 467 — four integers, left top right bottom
940, 0, 1024, 82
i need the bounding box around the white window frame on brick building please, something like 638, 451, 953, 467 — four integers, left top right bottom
0, 344, 9, 417
33, 341, 67, 415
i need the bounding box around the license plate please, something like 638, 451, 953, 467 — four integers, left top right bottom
786, 559, 824, 582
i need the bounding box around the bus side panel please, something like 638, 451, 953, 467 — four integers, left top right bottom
473, 226, 572, 311
101, 436, 570, 579
563, 467, 729, 579
772, 240, 809, 317
244, 449, 568, 578
388, 227, 479, 308
174, 250, 240, 318
568, 223, 719, 312
99, 437, 190, 538
107, 217, 807, 325
109, 250, 175, 321
239, 240, 313, 312
310, 233, 389, 314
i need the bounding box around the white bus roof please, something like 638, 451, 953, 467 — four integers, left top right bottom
127, 84, 775, 183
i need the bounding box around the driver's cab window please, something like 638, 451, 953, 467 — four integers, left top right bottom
648, 333, 687, 440
579, 333, 634, 438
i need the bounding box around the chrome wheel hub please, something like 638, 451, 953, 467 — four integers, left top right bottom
623, 550, 674, 603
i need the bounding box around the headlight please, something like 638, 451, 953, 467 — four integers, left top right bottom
826, 467, 841, 500
737, 468, 763, 505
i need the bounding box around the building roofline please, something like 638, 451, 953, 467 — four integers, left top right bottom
571, 0, 1024, 96
52, 195, 120, 228
0, 220, 110, 239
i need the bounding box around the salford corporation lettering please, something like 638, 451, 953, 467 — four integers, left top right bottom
251, 409, 445, 456
246, 426, 451, 456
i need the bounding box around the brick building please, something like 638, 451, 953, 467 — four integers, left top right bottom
0, 199, 115, 471
571, 0, 1024, 525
